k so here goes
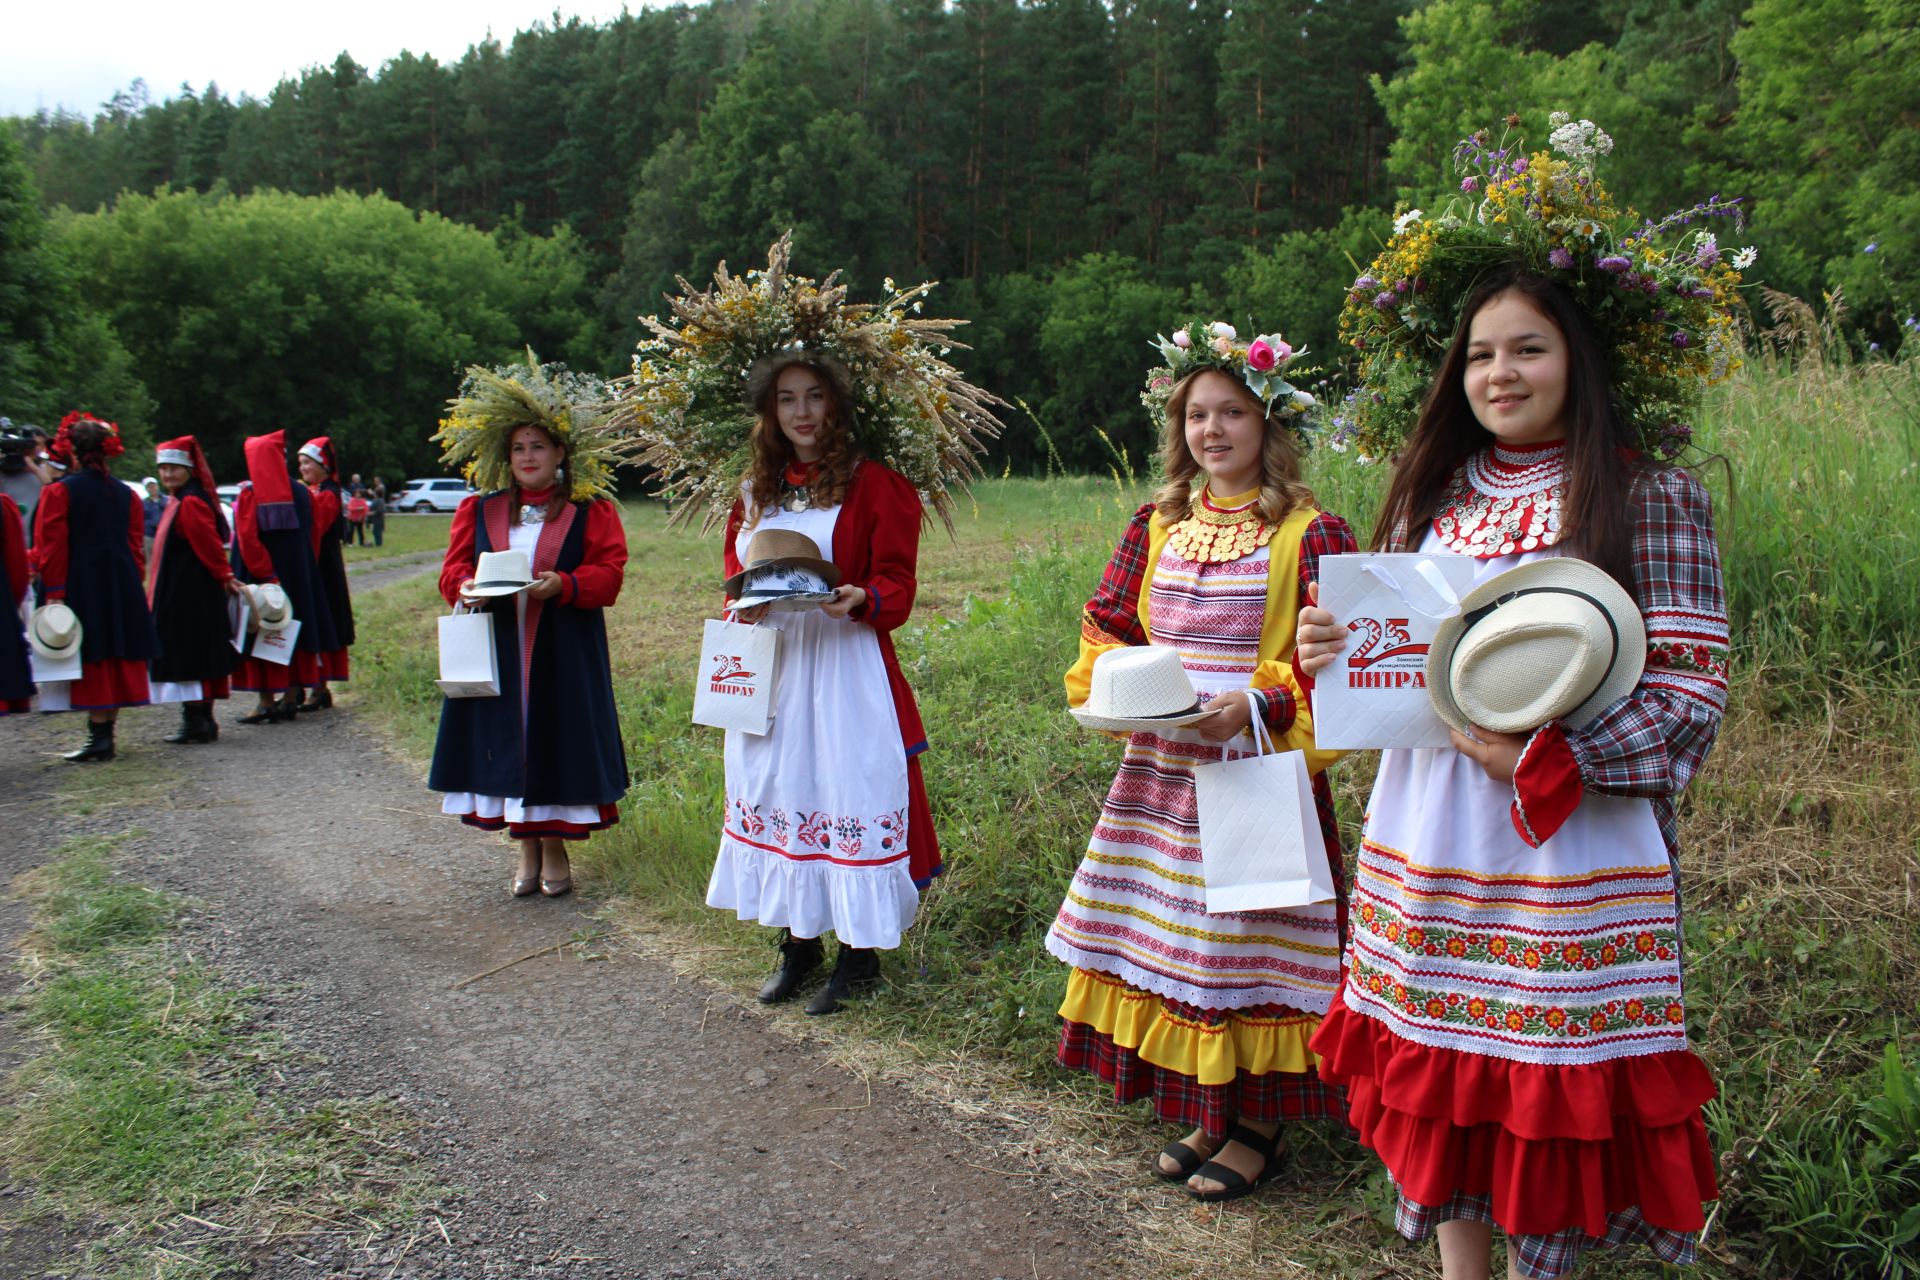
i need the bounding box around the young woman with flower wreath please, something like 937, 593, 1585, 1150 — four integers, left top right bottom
1048, 321, 1358, 1201
30, 413, 159, 760
1295, 118, 1740, 1279
611, 236, 1001, 1016
428, 357, 630, 899
294, 436, 355, 712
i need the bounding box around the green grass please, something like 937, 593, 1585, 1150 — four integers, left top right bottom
342, 511, 451, 562
1, 833, 438, 1279
343, 360, 1920, 1277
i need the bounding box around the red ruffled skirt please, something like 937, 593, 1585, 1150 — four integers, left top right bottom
1310, 988, 1719, 1238
65, 658, 151, 710
232, 656, 291, 694
460, 802, 620, 842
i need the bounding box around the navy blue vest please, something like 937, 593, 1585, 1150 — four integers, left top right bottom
58, 469, 158, 662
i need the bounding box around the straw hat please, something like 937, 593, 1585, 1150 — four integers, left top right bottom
1069, 646, 1210, 734
466, 549, 535, 598
252, 583, 293, 630
27, 602, 82, 661
723, 529, 842, 599
1426, 558, 1645, 734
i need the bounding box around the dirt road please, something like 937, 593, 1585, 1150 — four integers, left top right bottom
1, 701, 1119, 1279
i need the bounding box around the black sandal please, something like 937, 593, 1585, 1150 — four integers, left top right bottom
1152, 1136, 1212, 1182
1185, 1122, 1286, 1203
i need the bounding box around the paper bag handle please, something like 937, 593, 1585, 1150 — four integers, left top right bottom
1241, 702, 1276, 757
1359, 558, 1463, 620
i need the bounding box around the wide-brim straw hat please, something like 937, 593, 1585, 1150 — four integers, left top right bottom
466, 549, 535, 598
1426, 557, 1646, 734
251, 583, 293, 629
723, 529, 842, 598
1069, 645, 1211, 734
27, 601, 82, 660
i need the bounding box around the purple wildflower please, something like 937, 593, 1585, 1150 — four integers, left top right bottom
1548, 247, 1574, 270
1355, 275, 1378, 291
1373, 291, 1397, 311
1396, 278, 1410, 294
1671, 332, 1690, 348
1513, 157, 1529, 173
1865, 243, 1878, 254
1598, 255, 1633, 273
1461, 176, 1479, 193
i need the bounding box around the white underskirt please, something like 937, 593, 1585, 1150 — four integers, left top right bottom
149, 680, 205, 704
440, 793, 605, 825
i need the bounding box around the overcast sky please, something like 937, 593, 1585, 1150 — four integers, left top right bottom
2, 1, 641, 119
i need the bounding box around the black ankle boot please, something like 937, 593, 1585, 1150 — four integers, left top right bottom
758, 930, 825, 1004
804, 944, 880, 1016
164, 702, 217, 745
64, 719, 115, 763
298, 684, 332, 712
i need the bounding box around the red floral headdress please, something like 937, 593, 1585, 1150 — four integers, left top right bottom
55, 411, 126, 468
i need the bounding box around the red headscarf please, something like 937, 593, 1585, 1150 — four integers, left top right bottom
299, 436, 339, 485
155, 435, 219, 498
243, 431, 299, 531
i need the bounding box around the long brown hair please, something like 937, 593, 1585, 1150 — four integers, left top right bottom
1154, 369, 1316, 525
1370, 267, 1643, 594
743, 361, 860, 527
508, 424, 571, 524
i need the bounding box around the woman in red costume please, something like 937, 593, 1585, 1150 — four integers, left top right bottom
230, 430, 343, 723
31, 414, 158, 760
0, 491, 31, 716
296, 436, 354, 711
148, 435, 243, 744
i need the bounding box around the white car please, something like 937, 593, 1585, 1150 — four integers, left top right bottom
396, 478, 476, 513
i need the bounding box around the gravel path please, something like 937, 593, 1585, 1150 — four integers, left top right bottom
0, 700, 1121, 1279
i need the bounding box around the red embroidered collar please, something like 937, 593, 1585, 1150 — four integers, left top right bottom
1433, 439, 1567, 558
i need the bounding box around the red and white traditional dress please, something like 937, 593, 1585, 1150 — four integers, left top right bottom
32, 466, 154, 712
707, 460, 938, 951
1309, 440, 1728, 1278
1047, 490, 1356, 1137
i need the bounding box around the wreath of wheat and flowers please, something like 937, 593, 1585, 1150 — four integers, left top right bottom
605, 233, 1005, 532
1330, 113, 1755, 463
435, 351, 622, 502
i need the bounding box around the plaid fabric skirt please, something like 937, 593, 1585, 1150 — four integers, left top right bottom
1057, 990, 1347, 1138
1397, 1189, 1701, 1278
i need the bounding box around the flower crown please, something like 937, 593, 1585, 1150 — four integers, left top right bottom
435, 351, 620, 501
607, 233, 1004, 531
1142, 320, 1316, 441
1331, 114, 1752, 461
54, 411, 125, 463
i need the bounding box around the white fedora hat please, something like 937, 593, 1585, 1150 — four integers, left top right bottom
732, 562, 836, 611
27, 601, 83, 661
1426, 558, 1646, 735
252, 583, 293, 629
1069, 645, 1211, 734
723, 529, 842, 599
466, 549, 535, 598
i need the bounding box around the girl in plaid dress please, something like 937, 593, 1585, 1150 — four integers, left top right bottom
1050, 322, 1357, 1201
1297, 268, 1728, 1277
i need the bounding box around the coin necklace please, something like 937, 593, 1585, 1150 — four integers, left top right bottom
779, 461, 817, 513
1166, 486, 1275, 564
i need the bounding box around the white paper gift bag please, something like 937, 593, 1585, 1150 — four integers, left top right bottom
436, 607, 500, 698
28, 647, 82, 684
1194, 716, 1338, 914
1311, 551, 1479, 750
251, 618, 301, 667
691, 617, 779, 735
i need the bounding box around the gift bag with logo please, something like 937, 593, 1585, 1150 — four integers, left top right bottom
1194, 716, 1338, 914
1312, 551, 1479, 750
436, 607, 499, 697
251, 618, 302, 667
691, 617, 779, 735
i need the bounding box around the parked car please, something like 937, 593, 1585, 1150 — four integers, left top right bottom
396, 478, 476, 513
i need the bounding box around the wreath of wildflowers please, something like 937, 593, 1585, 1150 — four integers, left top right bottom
607, 233, 1004, 531
435, 351, 620, 501
1142, 320, 1318, 442
1331, 114, 1753, 461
